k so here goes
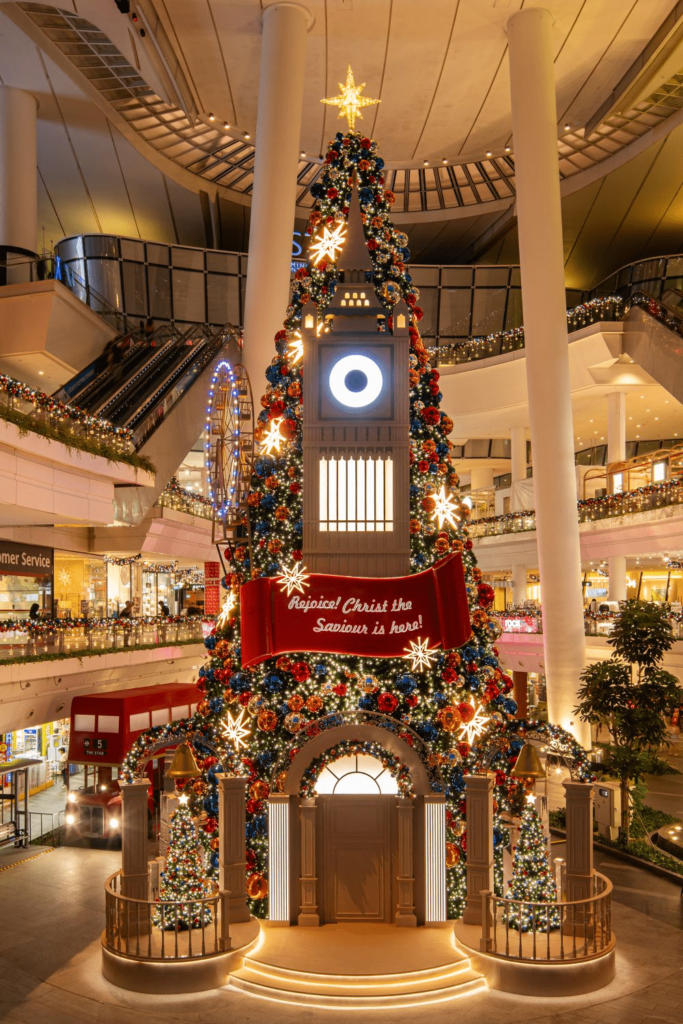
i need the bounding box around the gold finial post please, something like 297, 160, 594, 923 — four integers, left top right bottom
321, 66, 380, 132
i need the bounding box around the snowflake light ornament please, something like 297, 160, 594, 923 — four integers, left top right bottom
430, 486, 461, 530
458, 704, 490, 745
259, 417, 285, 456
403, 636, 439, 672
278, 562, 310, 597
309, 222, 347, 264
221, 707, 251, 751
216, 592, 236, 629
287, 331, 304, 365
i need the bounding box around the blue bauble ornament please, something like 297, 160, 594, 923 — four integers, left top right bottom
204, 635, 217, 651
315, 662, 328, 677
395, 673, 417, 695
264, 673, 284, 695
208, 697, 224, 714
414, 720, 438, 743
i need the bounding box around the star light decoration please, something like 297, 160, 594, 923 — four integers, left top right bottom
57, 567, 72, 588
430, 486, 461, 530
259, 416, 285, 456
216, 591, 236, 629
321, 65, 380, 131
221, 707, 251, 751
403, 636, 439, 672
178, 792, 189, 805
458, 704, 490, 745
287, 331, 304, 365
277, 562, 310, 597
309, 222, 347, 264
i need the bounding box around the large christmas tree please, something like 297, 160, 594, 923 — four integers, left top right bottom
124, 126, 592, 919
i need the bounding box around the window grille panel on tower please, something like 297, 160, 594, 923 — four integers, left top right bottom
319, 455, 393, 532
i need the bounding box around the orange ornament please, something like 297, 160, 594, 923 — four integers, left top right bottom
446, 842, 460, 867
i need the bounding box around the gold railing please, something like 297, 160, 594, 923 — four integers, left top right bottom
583, 442, 683, 499
104, 870, 231, 961
480, 872, 612, 963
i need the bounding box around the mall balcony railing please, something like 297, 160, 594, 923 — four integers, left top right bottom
0, 615, 210, 663
493, 609, 683, 639
104, 868, 231, 962
156, 477, 214, 521
479, 872, 613, 964
432, 296, 624, 366
468, 477, 683, 541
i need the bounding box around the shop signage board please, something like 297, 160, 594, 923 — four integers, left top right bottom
501, 615, 539, 634
241, 552, 472, 667
0, 540, 53, 576
83, 737, 108, 757
204, 561, 221, 615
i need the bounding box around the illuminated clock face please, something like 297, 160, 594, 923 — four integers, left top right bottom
328, 354, 383, 409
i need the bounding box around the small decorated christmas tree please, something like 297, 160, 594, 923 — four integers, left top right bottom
506, 803, 560, 932
153, 795, 213, 930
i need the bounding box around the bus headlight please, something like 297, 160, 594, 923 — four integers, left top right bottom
67, 792, 78, 803
66, 813, 76, 825
109, 817, 119, 829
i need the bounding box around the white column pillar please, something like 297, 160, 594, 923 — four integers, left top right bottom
424, 794, 446, 923
512, 563, 527, 606
242, 3, 311, 385
510, 425, 527, 511
396, 797, 417, 926
607, 391, 627, 603
299, 797, 320, 925
462, 775, 494, 926
217, 774, 250, 923
470, 465, 495, 491
607, 392, 626, 466
0, 86, 38, 254
507, 8, 589, 746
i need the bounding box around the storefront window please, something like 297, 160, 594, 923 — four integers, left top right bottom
0, 540, 53, 620
142, 572, 175, 616
107, 562, 141, 617
53, 553, 107, 619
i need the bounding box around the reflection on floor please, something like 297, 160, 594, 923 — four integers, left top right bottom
0, 845, 682, 1023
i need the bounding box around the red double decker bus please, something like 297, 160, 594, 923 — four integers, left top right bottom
65, 683, 198, 841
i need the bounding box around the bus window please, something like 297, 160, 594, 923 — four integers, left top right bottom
98, 715, 120, 733
130, 712, 150, 731
152, 708, 170, 726
171, 705, 189, 719
74, 713, 95, 731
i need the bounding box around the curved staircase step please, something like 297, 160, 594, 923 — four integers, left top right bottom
229, 958, 486, 1007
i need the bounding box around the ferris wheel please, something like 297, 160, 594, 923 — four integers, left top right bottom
206, 361, 254, 541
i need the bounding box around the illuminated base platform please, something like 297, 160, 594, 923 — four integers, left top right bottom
229, 922, 486, 1007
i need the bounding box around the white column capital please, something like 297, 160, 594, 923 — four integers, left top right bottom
262, 2, 315, 30
506, 6, 555, 34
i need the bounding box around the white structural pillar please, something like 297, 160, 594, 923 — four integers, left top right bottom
507, 8, 589, 746
268, 793, 290, 923
217, 774, 250, 923
607, 391, 627, 602
0, 86, 38, 254
462, 774, 494, 926
512, 563, 527, 606
470, 465, 495, 491
242, 3, 311, 385
510, 425, 527, 511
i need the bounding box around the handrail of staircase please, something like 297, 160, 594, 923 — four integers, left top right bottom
624, 290, 683, 338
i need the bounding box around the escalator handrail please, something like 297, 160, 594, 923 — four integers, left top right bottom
95, 337, 188, 419
626, 290, 683, 337
126, 336, 217, 431
128, 324, 240, 448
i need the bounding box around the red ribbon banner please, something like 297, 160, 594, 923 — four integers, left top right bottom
240, 553, 472, 668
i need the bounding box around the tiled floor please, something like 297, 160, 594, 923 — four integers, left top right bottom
0, 842, 681, 1024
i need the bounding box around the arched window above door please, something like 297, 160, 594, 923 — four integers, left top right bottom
314, 753, 399, 795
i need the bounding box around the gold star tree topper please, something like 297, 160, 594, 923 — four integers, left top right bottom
322, 66, 380, 131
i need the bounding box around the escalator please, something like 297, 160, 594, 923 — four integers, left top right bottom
623, 292, 683, 405
54, 321, 241, 523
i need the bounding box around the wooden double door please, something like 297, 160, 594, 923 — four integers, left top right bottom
318, 795, 395, 923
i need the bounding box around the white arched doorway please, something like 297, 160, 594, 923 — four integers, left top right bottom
267, 724, 446, 928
